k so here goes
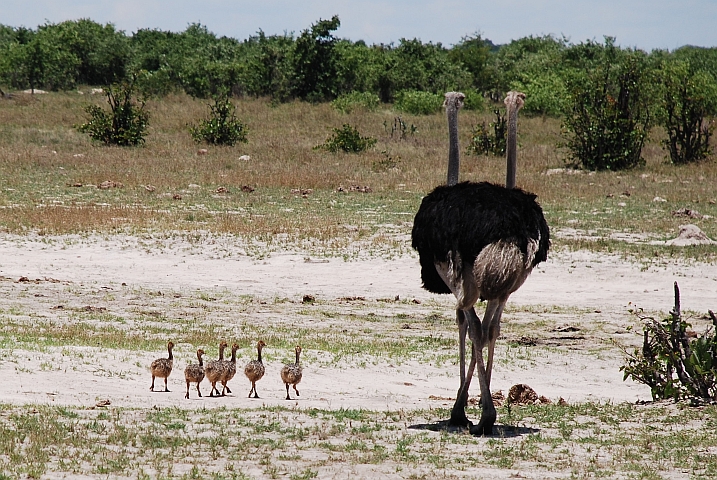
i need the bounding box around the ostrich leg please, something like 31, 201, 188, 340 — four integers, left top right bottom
464, 308, 496, 435
482, 299, 506, 389
450, 306, 487, 426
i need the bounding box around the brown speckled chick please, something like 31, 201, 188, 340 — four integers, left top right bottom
150, 341, 174, 392
204, 341, 228, 397
244, 340, 266, 398
218, 343, 239, 396
184, 348, 205, 399
280, 345, 303, 400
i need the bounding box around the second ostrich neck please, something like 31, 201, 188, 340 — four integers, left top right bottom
505, 102, 519, 190
446, 105, 460, 186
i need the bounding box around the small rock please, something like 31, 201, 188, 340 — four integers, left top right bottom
238, 155, 251, 161
197, 149, 208, 155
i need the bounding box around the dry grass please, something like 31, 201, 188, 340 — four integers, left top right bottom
1, 92, 716, 255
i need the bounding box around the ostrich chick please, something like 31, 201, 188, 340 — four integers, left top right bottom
280, 345, 303, 400
218, 343, 239, 396
150, 341, 174, 392
184, 348, 205, 399
244, 340, 266, 398
204, 341, 228, 397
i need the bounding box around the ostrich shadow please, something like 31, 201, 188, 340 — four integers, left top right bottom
408, 420, 539, 438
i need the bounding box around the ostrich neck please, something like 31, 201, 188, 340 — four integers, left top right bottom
295, 350, 300, 365
257, 346, 263, 363
446, 105, 460, 186
168, 345, 173, 360
506, 103, 518, 190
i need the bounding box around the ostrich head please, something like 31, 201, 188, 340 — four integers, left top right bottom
444, 92, 466, 187
443, 91, 465, 111
504, 91, 525, 111
504, 91, 526, 189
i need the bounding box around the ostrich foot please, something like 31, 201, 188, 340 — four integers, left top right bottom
448, 407, 471, 428
469, 410, 496, 436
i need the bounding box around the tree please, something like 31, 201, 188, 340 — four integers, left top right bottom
291, 15, 341, 101
448, 33, 497, 92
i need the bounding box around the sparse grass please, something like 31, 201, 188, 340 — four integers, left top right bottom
1, 92, 715, 261
0, 402, 716, 478
1, 92, 717, 478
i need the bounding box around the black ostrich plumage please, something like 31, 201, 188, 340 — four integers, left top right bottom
411, 181, 550, 295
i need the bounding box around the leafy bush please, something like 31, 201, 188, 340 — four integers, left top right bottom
561, 40, 653, 171
658, 59, 717, 164
461, 90, 485, 111
76, 75, 149, 146
331, 91, 380, 113
189, 93, 248, 146
466, 108, 507, 156
621, 282, 717, 401
394, 90, 443, 115
315, 124, 376, 153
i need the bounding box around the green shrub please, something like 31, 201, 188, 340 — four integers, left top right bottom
394, 90, 443, 115
189, 93, 248, 146
561, 39, 652, 171
466, 108, 506, 156
621, 282, 717, 401
331, 91, 381, 113
658, 60, 717, 164
76, 74, 149, 146
461, 90, 485, 111
315, 124, 376, 153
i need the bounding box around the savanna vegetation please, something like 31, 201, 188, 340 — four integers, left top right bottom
1, 15, 717, 480
2, 17, 717, 167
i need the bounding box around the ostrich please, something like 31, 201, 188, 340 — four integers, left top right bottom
411, 91, 550, 435
149, 341, 174, 392
280, 345, 303, 400
244, 340, 267, 398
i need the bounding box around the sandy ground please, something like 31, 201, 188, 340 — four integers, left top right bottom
1, 233, 716, 412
